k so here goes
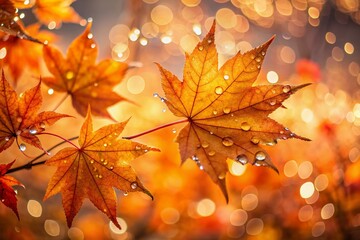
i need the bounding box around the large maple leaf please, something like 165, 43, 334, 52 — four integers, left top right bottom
157, 22, 309, 201
0, 160, 24, 219
44, 107, 159, 228
0, 24, 55, 85
43, 23, 128, 119
0, 0, 42, 43
0, 71, 70, 152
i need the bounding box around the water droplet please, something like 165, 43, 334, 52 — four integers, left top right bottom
198, 45, 204, 51
251, 137, 260, 144
160, 97, 165, 102
123, 191, 128, 196
98, 174, 103, 179
199, 165, 204, 170
280, 130, 284, 134
90, 160, 94, 164
40, 122, 46, 129
135, 145, 141, 150
218, 172, 226, 179
269, 99, 276, 106
201, 142, 209, 148
191, 155, 198, 161
16, 130, 21, 136
109, 166, 114, 170
29, 128, 37, 135
257, 65, 261, 69
290, 133, 295, 137
93, 82, 98, 87
266, 139, 277, 146
213, 110, 218, 115
222, 137, 234, 147
255, 151, 266, 161
103, 160, 108, 165
66, 71, 74, 80
223, 107, 231, 114
19, 143, 26, 152
283, 85, 291, 93
4, 137, 10, 141
241, 122, 251, 131
255, 57, 261, 62
100, 158, 104, 162
63, 160, 67, 163
16, 117, 22, 122
162, 108, 166, 112
207, 39, 212, 44
131, 182, 137, 189
103, 208, 107, 212
223, 74, 229, 80
1, 199, 4, 202
87, 33, 93, 39
236, 154, 248, 165
209, 131, 214, 135
153, 92, 159, 98
172, 128, 176, 134
103, 143, 107, 147
90, 43, 96, 48
261, 51, 266, 56
208, 150, 216, 156
250, 54, 255, 59
215, 86, 223, 95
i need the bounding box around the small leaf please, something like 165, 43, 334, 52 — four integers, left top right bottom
158, 21, 309, 201
44, 106, 159, 228
43, 23, 128, 119
0, 71, 70, 152
0, 160, 24, 219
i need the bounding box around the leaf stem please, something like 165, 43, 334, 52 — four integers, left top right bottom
37, 132, 80, 149
7, 136, 79, 174
123, 118, 188, 140
52, 93, 69, 111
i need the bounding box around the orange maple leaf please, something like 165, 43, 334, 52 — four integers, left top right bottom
43, 23, 128, 119
44, 106, 159, 228
157, 22, 309, 201
12, 0, 82, 28
0, 0, 43, 43
0, 160, 24, 219
0, 24, 55, 85
0, 71, 70, 152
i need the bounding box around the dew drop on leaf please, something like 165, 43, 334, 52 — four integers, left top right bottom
250, 54, 255, 59
223, 107, 231, 114
4, 137, 10, 141
222, 137, 234, 147
16, 130, 21, 136
198, 45, 204, 51
255, 151, 266, 161
40, 122, 46, 129
236, 154, 248, 165
16, 117, 22, 123
90, 160, 94, 164
29, 128, 37, 135
283, 85, 291, 93
131, 182, 137, 189
135, 145, 141, 150
269, 99, 276, 106
215, 86, 223, 95
241, 122, 251, 131
208, 150, 216, 156
153, 92, 159, 98
261, 51, 266, 56
255, 57, 261, 63
90, 43, 96, 49
103, 143, 107, 147
19, 143, 26, 152
87, 33, 93, 39
172, 128, 177, 134
223, 74, 229, 80
109, 166, 114, 170
213, 110, 218, 115
123, 191, 128, 196
201, 142, 209, 148
251, 137, 260, 144
98, 174, 103, 179
218, 172, 226, 179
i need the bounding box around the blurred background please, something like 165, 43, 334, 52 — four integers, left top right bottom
1, 0, 360, 239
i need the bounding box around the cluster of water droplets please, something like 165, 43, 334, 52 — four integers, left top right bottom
191, 155, 204, 170
153, 92, 167, 113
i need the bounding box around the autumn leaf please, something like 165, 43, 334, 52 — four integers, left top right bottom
0, 71, 70, 152
44, 106, 159, 228
43, 23, 128, 119
0, 160, 24, 219
0, 0, 43, 43
157, 21, 309, 201
0, 24, 55, 85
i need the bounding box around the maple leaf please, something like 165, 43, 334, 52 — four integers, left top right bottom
0, 160, 24, 219
0, 71, 70, 152
0, 24, 55, 85
11, 0, 82, 28
43, 23, 128, 119
157, 21, 309, 201
0, 0, 42, 43
44, 107, 159, 228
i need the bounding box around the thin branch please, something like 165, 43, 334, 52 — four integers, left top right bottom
52, 93, 69, 112
123, 118, 188, 140
7, 136, 79, 174
37, 132, 80, 149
